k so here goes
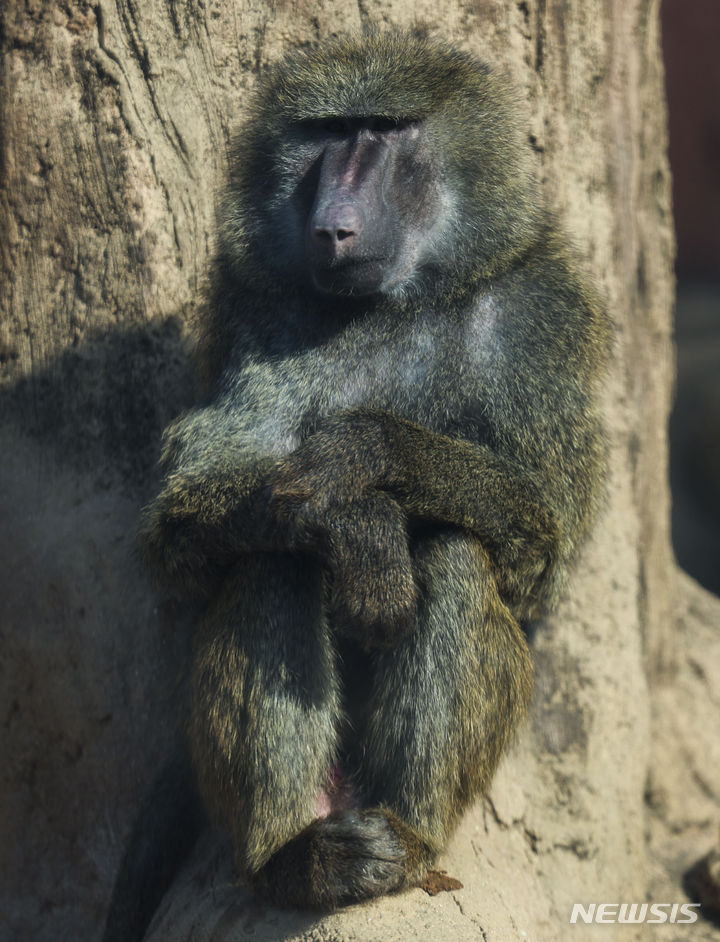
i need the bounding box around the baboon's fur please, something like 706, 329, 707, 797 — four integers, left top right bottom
139, 30, 610, 911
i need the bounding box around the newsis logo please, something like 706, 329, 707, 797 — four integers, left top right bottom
570, 902, 700, 925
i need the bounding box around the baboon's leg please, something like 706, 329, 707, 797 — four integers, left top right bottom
255, 530, 533, 909
189, 553, 341, 877
361, 529, 533, 842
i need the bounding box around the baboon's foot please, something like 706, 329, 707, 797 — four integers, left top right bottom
253, 808, 433, 910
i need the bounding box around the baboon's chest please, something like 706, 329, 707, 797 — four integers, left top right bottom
237, 298, 501, 454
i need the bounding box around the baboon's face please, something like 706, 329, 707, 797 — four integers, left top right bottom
283, 117, 450, 297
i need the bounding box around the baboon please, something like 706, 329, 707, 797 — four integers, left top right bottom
138, 30, 610, 913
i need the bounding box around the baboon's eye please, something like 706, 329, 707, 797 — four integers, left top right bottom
371, 117, 399, 133
323, 118, 348, 134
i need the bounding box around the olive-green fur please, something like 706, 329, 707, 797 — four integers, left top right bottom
138, 30, 610, 912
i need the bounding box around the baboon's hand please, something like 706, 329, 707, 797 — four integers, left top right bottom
329, 543, 418, 650
285, 488, 417, 648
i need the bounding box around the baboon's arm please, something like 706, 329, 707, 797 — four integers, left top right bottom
140, 407, 559, 604
138, 457, 281, 597
267, 409, 560, 605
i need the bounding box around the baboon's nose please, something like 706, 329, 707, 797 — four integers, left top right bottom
311, 203, 363, 251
